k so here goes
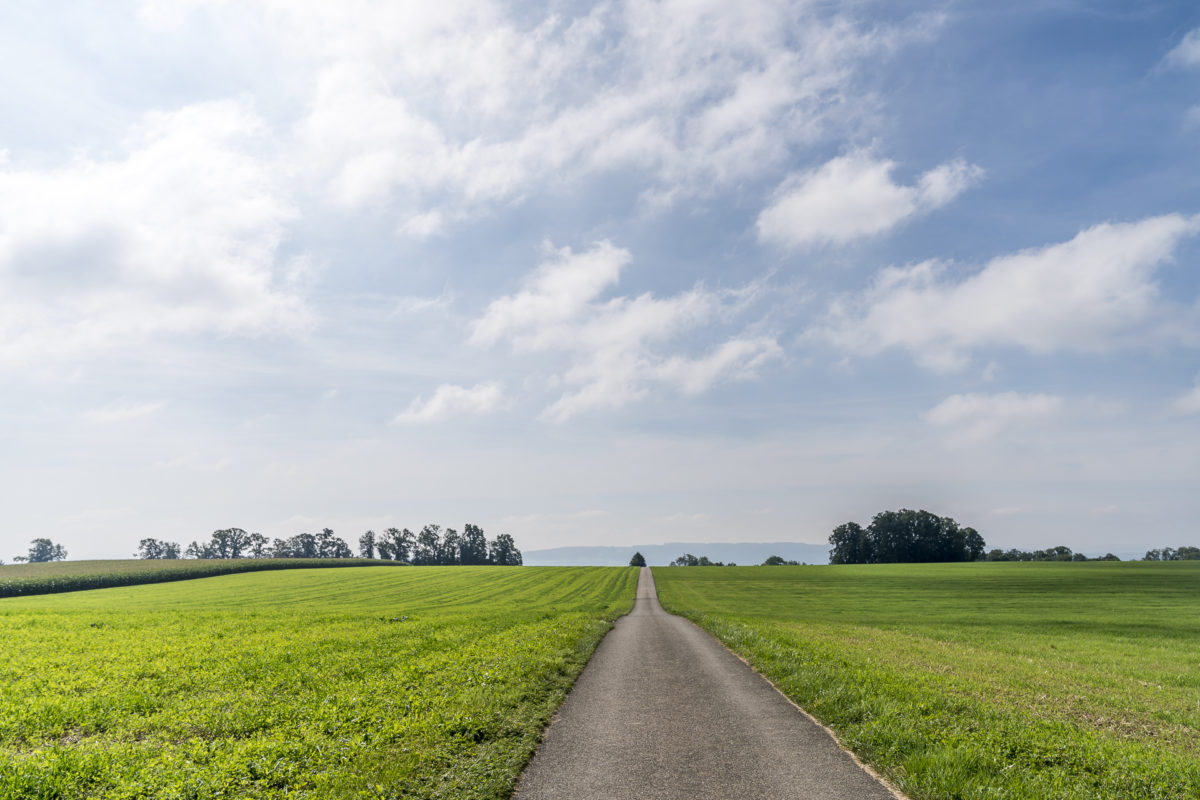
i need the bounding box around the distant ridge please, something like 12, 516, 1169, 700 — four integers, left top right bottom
523, 541, 830, 567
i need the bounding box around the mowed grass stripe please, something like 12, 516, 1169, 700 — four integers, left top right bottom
0, 566, 638, 800
653, 562, 1200, 800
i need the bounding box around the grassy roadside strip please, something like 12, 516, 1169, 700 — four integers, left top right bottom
0, 558, 406, 598
654, 564, 1200, 800
0, 567, 639, 799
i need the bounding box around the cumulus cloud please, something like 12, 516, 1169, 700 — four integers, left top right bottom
472, 241, 781, 422
1165, 28, 1200, 68
0, 99, 307, 365
757, 153, 983, 248
393, 382, 505, 425
924, 392, 1063, 443
813, 214, 1200, 370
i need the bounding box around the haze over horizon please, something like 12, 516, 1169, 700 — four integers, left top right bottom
3, 1, 1199, 561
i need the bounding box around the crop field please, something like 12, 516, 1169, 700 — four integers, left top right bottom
654, 562, 1200, 800
0, 558, 404, 598
0, 566, 637, 799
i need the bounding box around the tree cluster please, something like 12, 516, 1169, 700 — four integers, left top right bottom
668, 553, 734, 566
11, 538, 68, 563
983, 546, 1119, 562
628, 552, 647, 567
761, 555, 802, 566
138, 523, 522, 566
370, 524, 521, 566
1143, 547, 1200, 561
829, 509, 985, 565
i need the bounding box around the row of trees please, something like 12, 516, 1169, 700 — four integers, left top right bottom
983, 546, 1120, 562
1143, 547, 1200, 561
138, 524, 522, 566
668, 553, 734, 566
358, 524, 519, 566
627, 552, 804, 567
983, 546, 1200, 562
830, 509, 986, 564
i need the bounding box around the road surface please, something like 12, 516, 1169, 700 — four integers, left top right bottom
515, 567, 905, 799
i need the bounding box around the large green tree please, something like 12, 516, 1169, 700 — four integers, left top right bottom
19, 538, 68, 563
136, 538, 181, 559
412, 525, 441, 565
377, 527, 414, 562
487, 533, 522, 566
358, 530, 376, 559
829, 510, 984, 564
460, 524, 489, 565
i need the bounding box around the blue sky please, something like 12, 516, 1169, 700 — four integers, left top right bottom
2, 0, 1198, 560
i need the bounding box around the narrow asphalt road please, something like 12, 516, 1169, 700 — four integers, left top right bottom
515, 567, 905, 800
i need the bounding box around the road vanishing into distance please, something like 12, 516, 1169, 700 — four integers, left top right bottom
515, 567, 906, 800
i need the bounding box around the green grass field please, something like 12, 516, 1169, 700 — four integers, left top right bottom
0, 566, 637, 799
653, 562, 1200, 800
0, 558, 406, 598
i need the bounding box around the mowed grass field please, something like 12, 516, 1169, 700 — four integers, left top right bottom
654, 562, 1200, 800
0, 566, 637, 800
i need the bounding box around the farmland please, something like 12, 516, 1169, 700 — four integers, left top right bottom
654, 562, 1200, 800
0, 558, 405, 598
0, 566, 637, 799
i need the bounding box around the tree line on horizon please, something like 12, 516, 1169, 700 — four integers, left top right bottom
5, 531, 1197, 568
135, 524, 522, 566
982, 545, 1120, 562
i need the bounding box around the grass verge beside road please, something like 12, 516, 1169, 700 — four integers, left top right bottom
0, 566, 637, 799
654, 562, 1200, 799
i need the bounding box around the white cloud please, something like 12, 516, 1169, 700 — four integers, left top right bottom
84, 401, 164, 424
393, 382, 505, 425
814, 214, 1200, 370
656, 337, 783, 395
1165, 28, 1200, 68
151, 0, 927, 229
1172, 377, 1200, 414
756, 153, 983, 248
0, 99, 307, 366
923, 392, 1064, 443
470, 241, 632, 350
472, 241, 780, 421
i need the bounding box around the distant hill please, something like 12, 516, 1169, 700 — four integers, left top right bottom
523, 542, 830, 567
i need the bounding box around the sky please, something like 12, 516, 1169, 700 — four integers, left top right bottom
2, 0, 1199, 561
